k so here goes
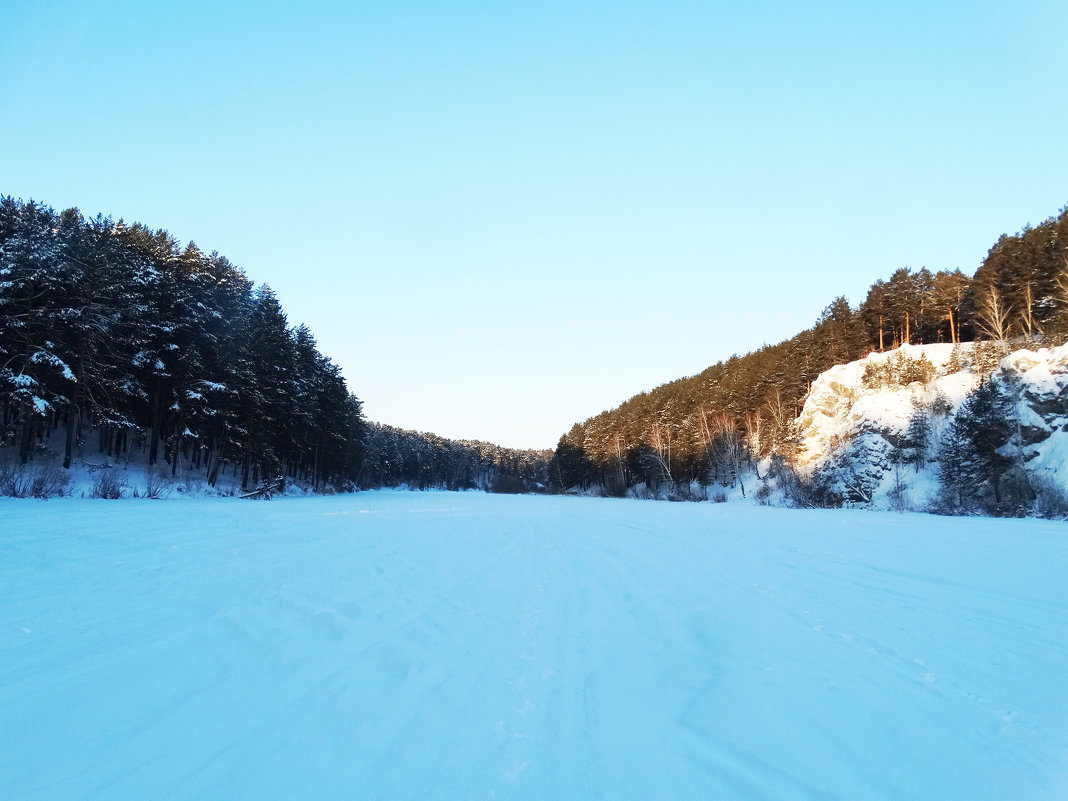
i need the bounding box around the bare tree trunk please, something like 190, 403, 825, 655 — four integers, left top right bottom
63, 405, 80, 469
1020, 282, 1038, 339
16, 402, 33, 464
699, 409, 715, 482
977, 284, 1011, 353
646, 423, 674, 491
1056, 255, 1068, 312
714, 413, 747, 496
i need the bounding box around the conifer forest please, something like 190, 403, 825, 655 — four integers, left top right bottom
2, 194, 1067, 508
549, 206, 1068, 503
0, 197, 545, 493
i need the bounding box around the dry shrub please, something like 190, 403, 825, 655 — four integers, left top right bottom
31, 468, 70, 499
0, 465, 70, 498
1032, 474, 1068, 520
91, 470, 123, 499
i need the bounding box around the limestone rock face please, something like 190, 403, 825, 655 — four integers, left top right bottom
793, 342, 1068, 509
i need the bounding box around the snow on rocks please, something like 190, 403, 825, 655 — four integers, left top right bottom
798, 344, 964, 467
794, 341, 1068, 509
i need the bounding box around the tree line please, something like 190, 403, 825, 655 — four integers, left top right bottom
362, 423, 552, 492
0, 197, 364, 491
5, 193, 1064, 502
550, 204, 1068, 496
0, 195, 554, 495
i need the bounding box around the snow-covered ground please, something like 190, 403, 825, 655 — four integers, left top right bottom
2, 491, 1066, 800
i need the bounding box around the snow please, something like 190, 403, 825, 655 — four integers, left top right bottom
2, 491, 1066, 800
27, 351, 76, 381
798, 344, 967, 468
794, 342, 1068, 509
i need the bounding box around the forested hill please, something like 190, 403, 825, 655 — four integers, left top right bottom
5, 193, 1065, 501
0, 195, 554, 497
549, 204, 1068, 495
0, 196, 363, 491
362, 423, 552, 492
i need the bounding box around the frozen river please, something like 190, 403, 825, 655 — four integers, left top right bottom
2, 492, 1066, 799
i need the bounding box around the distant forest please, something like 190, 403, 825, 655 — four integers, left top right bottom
362, 424, 551, 492
549, 205, 1068, 494
3, 196, 1066, 498
0, 197, 545, 493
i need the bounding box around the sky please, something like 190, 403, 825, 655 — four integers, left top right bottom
3, 0, 1068, 449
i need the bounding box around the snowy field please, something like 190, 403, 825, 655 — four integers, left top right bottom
2, 492, 1066, 800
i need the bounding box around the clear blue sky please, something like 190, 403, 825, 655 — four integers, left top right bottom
4, 0, 1067, 449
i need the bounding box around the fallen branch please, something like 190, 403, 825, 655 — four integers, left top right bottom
240, 475, 286, 500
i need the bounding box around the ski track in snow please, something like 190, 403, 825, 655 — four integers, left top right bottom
1, 492, 1067, 800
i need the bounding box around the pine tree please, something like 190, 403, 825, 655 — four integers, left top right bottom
937, 418, 975, 513
905, 407, 930, 471
946, 379, 1014, 511
0, 199, 65, 462
930, 270, 970, 344
814, 297, 868, 367
0, 196, 366, 492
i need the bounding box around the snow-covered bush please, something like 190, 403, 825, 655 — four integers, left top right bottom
91, 470, 124, 499
0, 465, 32, 498
887, 466, 912, 513
0, 465, 70, 498
861, 351, 935, 389
774, 458, 842, 509
929, 389, 953, 416
1031, 474, 1068, 520
31, 468, 70, 499
971, 340, 1003, 379
833, 432, 891, 504
132, 471, 171, 500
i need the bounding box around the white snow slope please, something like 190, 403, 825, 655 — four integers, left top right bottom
795, 341, 1068, 509
2, 491, 1067, 800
